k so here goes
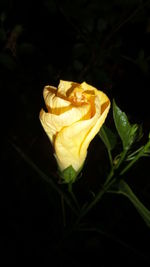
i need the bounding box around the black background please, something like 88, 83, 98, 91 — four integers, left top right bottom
1, 0, 150, 265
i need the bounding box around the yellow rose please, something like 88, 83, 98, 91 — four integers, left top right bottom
40, 80, 110, 182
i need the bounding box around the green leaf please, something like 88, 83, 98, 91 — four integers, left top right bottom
129, 123, 139, 145
99, 125, 117, 151
113, 99, 138, 150
110, 180, 150, 228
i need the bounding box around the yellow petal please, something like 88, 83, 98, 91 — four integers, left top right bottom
43, 85, 57, 99
57, 80, 80, 97
39, 109, 55, 142
43, 85, 71, 114
54, 96, 108, 171
39, 101, 92, 143
80, 81, 109, 107
80, 99, 110, 157
40, 80, 111, 174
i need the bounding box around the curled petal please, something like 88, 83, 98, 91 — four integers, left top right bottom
39, 101, 92, 142
54, 96, 110, 171
57, 80, 80, 97
81, 82, 109, 107
43, 85, 71, 114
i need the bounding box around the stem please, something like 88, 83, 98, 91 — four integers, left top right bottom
108, 149, 113, 168
77, 227, 148, 260
10, 140, 79, 216
117, 180, 150, 228
68, 183, 80, 211
106, 167, 114, 183
115, 149, 127, 169
99, 127, 113, 168
75, 176, 116, 224
84, 178, 115, 214
61, 194, 66, 227
120, 154, 141, 176
68, 183, 72, 193
120, 141, 150, 176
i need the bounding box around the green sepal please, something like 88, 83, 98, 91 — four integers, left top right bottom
58, 164, 83, 184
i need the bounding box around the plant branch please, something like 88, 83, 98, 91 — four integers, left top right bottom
120, 140, 150, 176
10, 140, 79, 216
75, 176, 116, 225
68, 183, 80, 211
115, 149, 128, 169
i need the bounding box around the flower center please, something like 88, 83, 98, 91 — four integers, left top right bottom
69, 88, 87, 106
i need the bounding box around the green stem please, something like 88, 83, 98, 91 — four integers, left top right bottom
106, 167, 114, 184
77, 227, 147, 259
61, 194, 66, 227
68, 183, 80, 211
75, 176, 116, 225
99, 127, 113, 168
120, 141, 150, 176
68, 183, 72, 193
108, 149, 113, 168
115, 149, 127, 169
10, 140, 79, 216
114, 180, 150, 228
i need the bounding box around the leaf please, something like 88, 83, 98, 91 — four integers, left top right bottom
129, 123, 139, 145
110, 180, 150, 228
113, 99, 139, 150
99, 124, 117, 151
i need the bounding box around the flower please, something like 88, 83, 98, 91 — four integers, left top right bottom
40, 80, 110, 182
